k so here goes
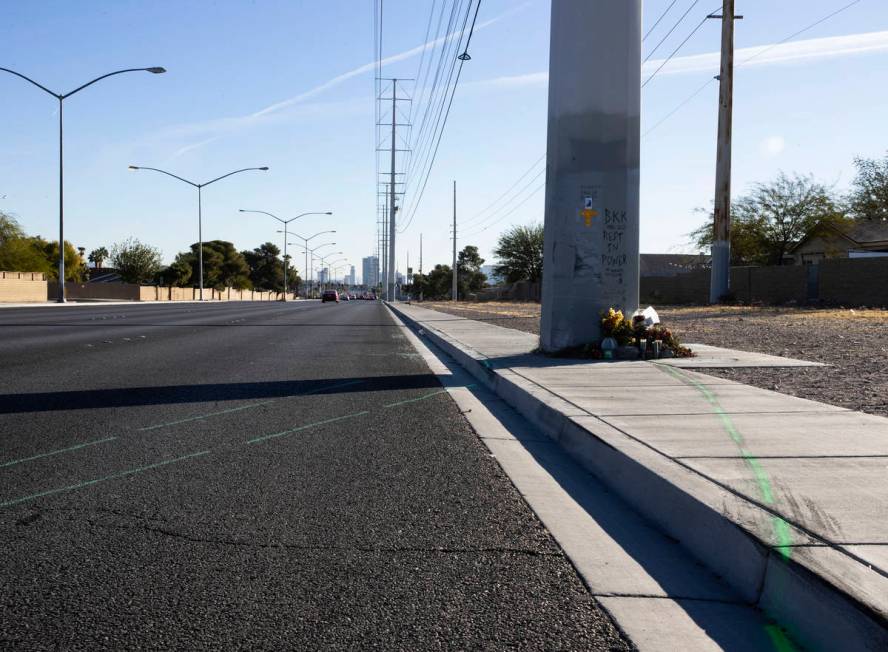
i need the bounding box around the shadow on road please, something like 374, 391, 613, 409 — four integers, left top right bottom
0, 374, 441, 414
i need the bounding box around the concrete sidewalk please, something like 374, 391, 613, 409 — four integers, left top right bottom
389, 302, 888, 651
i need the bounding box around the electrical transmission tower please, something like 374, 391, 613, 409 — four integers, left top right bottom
375, 77, 412, 300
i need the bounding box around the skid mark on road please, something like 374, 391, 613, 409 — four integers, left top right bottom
0, 450, 210, 508
0, 437, 118, 469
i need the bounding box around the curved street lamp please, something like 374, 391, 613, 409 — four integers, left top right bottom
1, 66, 166, 301
324, 258, 348, 290
317, 252, 344, 292
290, 229, 336, 296
129, 165, 269, 300
294, 242, 336, 296
239, 209, 332, 299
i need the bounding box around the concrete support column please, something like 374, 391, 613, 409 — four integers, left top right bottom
540, 0, 641, 351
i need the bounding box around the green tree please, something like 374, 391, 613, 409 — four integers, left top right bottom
42, 240, 88, 281
88, 246, 109, 269
183, 240, 251, 290
0, 212, 85, 279
242, 242, 285, 291
421, 264, 454, 300
848, 153, 888, 221
690, 172, 847, 265
0, 211, 25, 244
493, 223, 544, 283
111, 238, 163, 284
456, 245, 487, 298
155, 257, 193, 287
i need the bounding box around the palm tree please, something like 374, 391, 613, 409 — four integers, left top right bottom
88, 246, 109, 269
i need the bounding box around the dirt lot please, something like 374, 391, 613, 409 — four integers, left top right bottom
420, 301, 888, 418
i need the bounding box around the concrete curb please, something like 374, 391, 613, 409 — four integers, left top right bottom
387, 302, 888, 651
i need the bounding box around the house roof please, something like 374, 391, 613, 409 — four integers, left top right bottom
792, 219, 888, 253
640, 253, 710, 277
841, 219, 888, 245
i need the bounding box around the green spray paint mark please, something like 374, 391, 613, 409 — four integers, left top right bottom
658, 365, 800, 649
302, 379, 366, 395
658, 365, 793, 555
139, 401, 276, 431
137, 380, 365, 432
0, 437, 118, 470
383, 389, 449, 408
764, 623, 799, 652
0, 450, 210, 508
246, 411, 370, 444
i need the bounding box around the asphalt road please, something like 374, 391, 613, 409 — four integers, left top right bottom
0, 300, 630, 650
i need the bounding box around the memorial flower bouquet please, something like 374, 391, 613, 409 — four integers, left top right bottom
600, 307, 694, 358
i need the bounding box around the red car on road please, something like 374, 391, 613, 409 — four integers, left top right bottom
322, 290, 339, 303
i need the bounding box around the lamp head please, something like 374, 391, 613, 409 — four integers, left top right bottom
259, 167, 269, 171
128, 165, 140, 170
325, 211, 333, 215
146, 67, 166, 74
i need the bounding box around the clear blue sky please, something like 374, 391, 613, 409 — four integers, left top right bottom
2, 1, 887, 281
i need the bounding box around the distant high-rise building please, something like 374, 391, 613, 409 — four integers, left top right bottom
347, 265, 356, 287
318, 268, 330, 284
362, 256, 379, 288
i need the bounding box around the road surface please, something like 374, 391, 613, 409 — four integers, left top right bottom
0, 300, 629, 650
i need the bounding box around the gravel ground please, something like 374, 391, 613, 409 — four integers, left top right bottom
420, 301, 888, 418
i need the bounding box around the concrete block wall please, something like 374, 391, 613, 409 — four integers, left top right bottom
641, 258, 888, 306
48, 282, 141, 301
0, 272, 48, 302
819, 258, 888, 306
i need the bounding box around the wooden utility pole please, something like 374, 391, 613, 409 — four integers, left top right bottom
709, 0, 737, 303
419, 232, 423, 302
451, 180, 457, 302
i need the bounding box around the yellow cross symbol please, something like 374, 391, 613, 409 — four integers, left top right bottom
581, 208, 599, 226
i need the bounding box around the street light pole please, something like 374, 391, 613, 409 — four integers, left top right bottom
1, 66, 166, 302
291, 235, 336, 298
238, 210, 332, 299
130, 166, 269, 300
316, 252, 344, 292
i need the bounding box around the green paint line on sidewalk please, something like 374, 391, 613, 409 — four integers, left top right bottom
658, 364, 793, 554
138, 401, 277, 431
246, 411, 370, 444
0, 450, 210, 508
0, 437, 118, 469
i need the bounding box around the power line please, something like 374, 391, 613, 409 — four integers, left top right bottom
644, 0, 681, 42
461, 165, 545, 233
643, 5, 719, 88
739, 0, 862, 66
461, 153, 546, 227
405, 2, 467, 192
461, 181, 545, 237
643, 0, 865, 137
644, 0, 701, 63
399, 0, 481, 234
